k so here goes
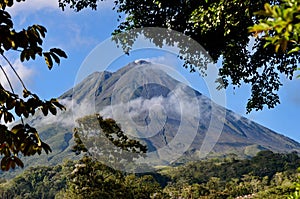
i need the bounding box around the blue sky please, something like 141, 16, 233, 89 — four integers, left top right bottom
3, 0, 300, 142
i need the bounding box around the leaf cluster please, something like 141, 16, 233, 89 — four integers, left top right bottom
0, 0, 67, 171
73, 114, 147, 170
249, 0, 300, 54
58, 0, 99, 12
0, 86, 66, 171
0, 10, 67, 69
97, 114, 147, 154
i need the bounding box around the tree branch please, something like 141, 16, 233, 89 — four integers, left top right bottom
0, 64, 14, 94
1, 54, 27, 91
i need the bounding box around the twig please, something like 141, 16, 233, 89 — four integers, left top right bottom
1, 54, 27, 90
0, 58, 25, 125
0, 64, 14, 94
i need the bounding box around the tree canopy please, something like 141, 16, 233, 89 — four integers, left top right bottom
73, 114, 147, 171
0, 0, 67, 170
59, 0, 300, 113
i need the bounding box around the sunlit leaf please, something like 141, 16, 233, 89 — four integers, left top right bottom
43, 52, 53, 69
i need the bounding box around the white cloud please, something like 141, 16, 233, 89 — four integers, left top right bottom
142, 54, 179, 67
99, 85, 201, 138
0, 59, 34, 93
33, 98, 96, 129
34, 83, 202, 139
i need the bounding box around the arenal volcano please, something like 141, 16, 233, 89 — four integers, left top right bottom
8, 60, 299, 175
59, 60, 300, 162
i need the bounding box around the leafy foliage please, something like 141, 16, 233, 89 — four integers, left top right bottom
62, 156, 127, 199
73, 114, 147, 171
288, 168, 300, 199
249, 0, 300, 54
59, 0, 300, 113
58, 0, 99, 11
0, 0, 67, 171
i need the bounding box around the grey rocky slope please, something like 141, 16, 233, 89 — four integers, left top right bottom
61, 60, 300, 160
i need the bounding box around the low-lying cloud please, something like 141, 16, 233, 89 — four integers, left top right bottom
99, 84, 201, 138
33, 84, 203, 138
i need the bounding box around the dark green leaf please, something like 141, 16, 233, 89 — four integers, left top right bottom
49, 105, 57, 115
41, 142, 52, 154
41, 106, 48, 116
50, 48, 68, 58
13, 156, 24, 168
49, 52, 60, 65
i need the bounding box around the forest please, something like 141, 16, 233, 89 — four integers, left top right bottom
0, 150, 300, 198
